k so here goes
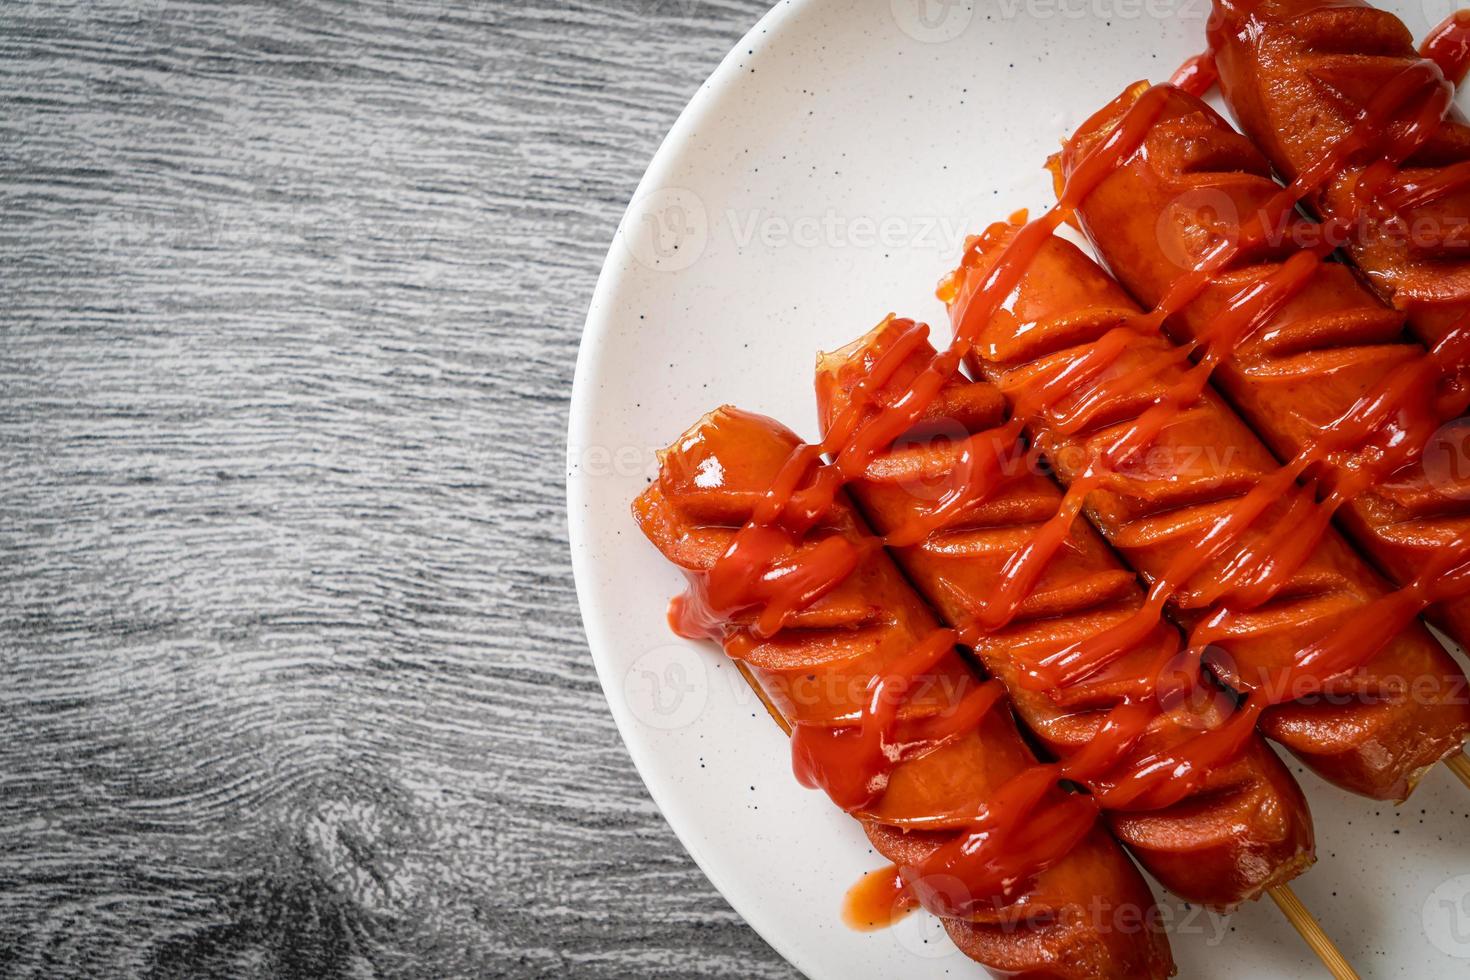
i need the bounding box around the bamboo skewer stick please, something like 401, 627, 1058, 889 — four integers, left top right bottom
750, 661, 1357, 973
1444, 751, 1470, 790
1268, 885, 1360, 980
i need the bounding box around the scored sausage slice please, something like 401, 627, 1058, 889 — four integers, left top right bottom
815, 325, 1314, 907
634, 407, 1176, 979
1054, 82, 1470, 799
1207, 0, 1470, 648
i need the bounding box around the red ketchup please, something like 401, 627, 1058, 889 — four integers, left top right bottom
667, 64, 1470, 926
1170, 50, 1218, 97
1422, 9, 1470, 86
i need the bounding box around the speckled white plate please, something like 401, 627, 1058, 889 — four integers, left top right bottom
567, 1, 1470, 976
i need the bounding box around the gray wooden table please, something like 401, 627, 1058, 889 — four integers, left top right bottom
0, 1, 796, 976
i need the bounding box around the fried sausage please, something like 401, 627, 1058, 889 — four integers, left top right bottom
1210, 0, 1470, 349
1208, 0, 1470, 646
1054, 82, 1470, 798
634, 407, 1175, 979
815, 322, 1314, 907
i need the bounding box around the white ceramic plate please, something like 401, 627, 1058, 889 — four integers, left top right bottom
567, 1, 1470, 976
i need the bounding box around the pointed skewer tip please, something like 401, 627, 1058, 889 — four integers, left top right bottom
1267, 884, 1359, 980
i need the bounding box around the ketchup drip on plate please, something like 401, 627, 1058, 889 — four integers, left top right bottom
842, 865, 918, 931
668, 60, 1470, 925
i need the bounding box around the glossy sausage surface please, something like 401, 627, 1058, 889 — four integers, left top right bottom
816, 324, 1314, 907
1211, 0, 1470, 346
634, 407, 1175, 980
1057, 83, 1470, 799
1208, 0, 1470, 647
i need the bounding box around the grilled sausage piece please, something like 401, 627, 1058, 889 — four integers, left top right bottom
959, 216, 1470, 800
815, 322, 1314, 908
634, 407, 1175, 979
1058, 84, 1470, 799
1207, 0, 1470, 647
1210, 0, 1470, 349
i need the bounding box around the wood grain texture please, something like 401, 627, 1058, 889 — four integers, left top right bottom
0, 0, 794, 976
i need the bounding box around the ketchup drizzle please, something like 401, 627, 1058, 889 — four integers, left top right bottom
1170, 51, 1218, 97
1423, 9, 1470, 86
665, 33, 1470, 927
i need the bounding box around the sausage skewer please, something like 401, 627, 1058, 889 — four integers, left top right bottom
631, 73, 1395, 971
1049, 82, 1470, 798
947, 211, 1470, 800
1198, 0, 1470, 645
816, 318, 1378, 969
634, 407, 1176, 978
816, 318, 1314, 910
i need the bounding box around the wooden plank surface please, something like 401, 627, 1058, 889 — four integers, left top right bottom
0, 0, 795, 975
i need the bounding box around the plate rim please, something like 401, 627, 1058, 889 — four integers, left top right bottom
565, 3, 1467, 977
566, 2, 823, 977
